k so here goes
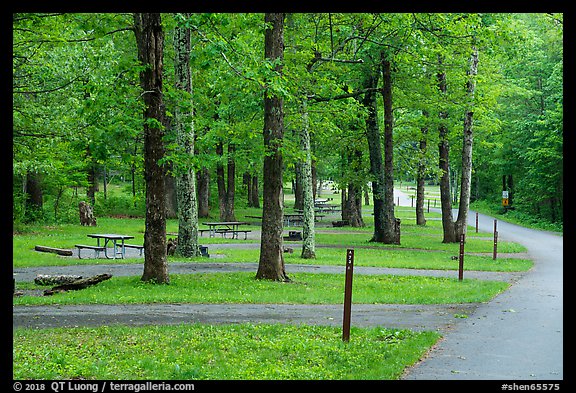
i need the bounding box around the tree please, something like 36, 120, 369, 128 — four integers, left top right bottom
256, 13, 290, 282
173, 13, 201, 257
453, 45, 478, 239
133, 13, 169, 283
380, 52, 400, 244
299, 98, 316, 259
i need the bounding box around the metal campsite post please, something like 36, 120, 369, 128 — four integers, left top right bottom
458, 234, 465, 281
342, 249, 354, 342
475, 212, 479, 233
493, 219, 498, 260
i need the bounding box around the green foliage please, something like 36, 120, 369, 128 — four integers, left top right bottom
13, 13, 563, 228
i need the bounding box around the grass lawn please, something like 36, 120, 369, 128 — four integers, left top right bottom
14, 272, 509, 306
13, 324, 440, 380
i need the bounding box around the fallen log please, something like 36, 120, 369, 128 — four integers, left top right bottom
43, 273, 112, 296
35, 274, 82, 286
34, 245, 73, 257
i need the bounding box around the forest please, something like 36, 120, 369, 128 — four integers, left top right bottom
13, 13, 563, 280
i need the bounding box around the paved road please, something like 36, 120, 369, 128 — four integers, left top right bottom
403, 211, 563, 380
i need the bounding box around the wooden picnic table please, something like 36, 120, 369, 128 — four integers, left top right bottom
76, 233, 135, 259
202, 221, 251, 239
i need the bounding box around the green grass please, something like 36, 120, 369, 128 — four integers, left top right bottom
14, 272, 509, 306
13, 323, 440, 380
199, 247, 530, 272
13, 212, 528, 269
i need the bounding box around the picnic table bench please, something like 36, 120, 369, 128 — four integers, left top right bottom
202, 221, 251, 240
76, 234, 135, 259
74, 244, 107, 259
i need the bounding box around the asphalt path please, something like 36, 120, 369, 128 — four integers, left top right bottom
402, 210, 563, 380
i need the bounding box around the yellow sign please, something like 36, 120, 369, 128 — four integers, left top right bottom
502, 198, 509, 206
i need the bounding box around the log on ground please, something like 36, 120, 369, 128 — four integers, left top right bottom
43, 273, 112, 296
34, 245, 73, 256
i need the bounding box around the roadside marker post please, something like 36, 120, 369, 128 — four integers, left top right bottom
493, 219, 498, 260
342, 248, 354, 342
458, 234, 465, 281
475, 212, 479, 233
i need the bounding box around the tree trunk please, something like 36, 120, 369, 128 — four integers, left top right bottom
250, 174, 260, 208
133, 12, 169, 284
416, 110, 428, 226
362, 68, 387, 243
342, 148, 364, 227
381, 55, 400, 244
299, 98, 315, 259
437, 58, 456, 243
24, 171, 43, 219
164, 169, 178, 219
173, 13, 200, 257
454, 46, 478, 238
86, 154, 97, 206
257, 13, 289, 282
216, 142, 237, 222
346, 183, 365, 227
293, 160, 303, 210
197, 167, 210, 218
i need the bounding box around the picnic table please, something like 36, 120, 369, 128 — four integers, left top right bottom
283, 213, 304, 227
75, 234, 136, 259
202, 221, 251, 240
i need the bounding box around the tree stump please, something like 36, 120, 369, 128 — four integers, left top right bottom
79, 201, 97, 226
167, 238, 178, 256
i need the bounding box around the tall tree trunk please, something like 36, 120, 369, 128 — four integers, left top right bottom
197, 166, 210, 218
454, 46, 478, 238
86, 148, 97, 206
133, 12, 169, 283
225, 143, 236, 220
299, 98, 316, 259
362, 68, 387, 243
293, 160, 303, 210
381, 55, 400, 244
250, 174, 260, 208
173, 13, 200, 257
257, 13, 289, 281
216, 142, 237, 222
437, 57, 456, 243
164, 167, 178, 219
24, 171, 43, 220
416, 110, 428, 226
342, 148, 364, 227
346, 183, 365, 227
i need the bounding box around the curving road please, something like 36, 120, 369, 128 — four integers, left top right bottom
403, 211, 563, 380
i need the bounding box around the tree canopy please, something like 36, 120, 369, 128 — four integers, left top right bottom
13, 12, 563, 230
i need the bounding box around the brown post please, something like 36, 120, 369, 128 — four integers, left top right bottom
342, 248, 354, 342
493, 219, 498, 260
475, 212, 479, 233
458, 234, 465, 281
